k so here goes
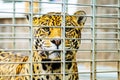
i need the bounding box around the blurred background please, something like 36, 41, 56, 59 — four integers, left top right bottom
0, 0, 120, 80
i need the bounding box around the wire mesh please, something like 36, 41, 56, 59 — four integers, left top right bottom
0, 0, 120, 80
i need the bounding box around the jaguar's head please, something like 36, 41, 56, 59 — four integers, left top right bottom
27, 11, 86, 59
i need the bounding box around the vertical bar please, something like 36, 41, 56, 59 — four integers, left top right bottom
62, 0, 66, 80
12, 0, 16, 49
117, 0, 120, 80
38, 0, 41, 14
29, 0, 33, 80
66, 0, 68, 13
91, 0, 96, 80
12, 0, 16, 78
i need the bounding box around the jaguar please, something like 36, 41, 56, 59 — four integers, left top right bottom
0, 10, 86, 80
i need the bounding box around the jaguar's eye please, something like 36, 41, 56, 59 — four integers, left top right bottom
65, 28, 72, 32
42, 27, 50, 32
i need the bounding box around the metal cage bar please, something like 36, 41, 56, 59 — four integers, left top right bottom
0, 0, 120, 80
117, 0, 120, 79
91, 0, 97, 80
61, 0, 66, 80
29, 0, 34, 80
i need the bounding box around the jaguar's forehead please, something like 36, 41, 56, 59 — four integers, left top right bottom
33, 13, 79, 27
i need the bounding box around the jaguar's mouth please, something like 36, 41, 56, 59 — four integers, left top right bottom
49, 51, 61, 59
40, 51, 61, 59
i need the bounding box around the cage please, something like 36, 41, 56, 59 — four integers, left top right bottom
0, 0, 120, 80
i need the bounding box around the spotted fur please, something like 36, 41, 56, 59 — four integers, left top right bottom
0, 10, 86, 80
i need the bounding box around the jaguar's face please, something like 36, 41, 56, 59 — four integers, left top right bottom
34, 27, 61, 59
31, 11, 86, 59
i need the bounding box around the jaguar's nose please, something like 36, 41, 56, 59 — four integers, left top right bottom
51, 39, 61, 49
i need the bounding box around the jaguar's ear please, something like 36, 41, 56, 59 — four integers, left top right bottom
74, 10, 87, 26
26, 15, 40, 27
26, 14, 29, 20
26, 15, 38, 21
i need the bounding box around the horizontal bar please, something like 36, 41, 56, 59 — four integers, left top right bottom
96, 15, 120, 19
0, 73, 62, 77
0, 74, 30, 77
78, 50, 118, 53
82, 32, 119, 35
96, 4, 120, 8
78, 71, 119, 74
0, 62, 30, 64
96, 71, 119, 73
0, 33, 29, 35
1, 0, 30, 2
21, 38, 118, 40
1, 11, 120, 18
0, 11, 30, 16
0, 49, 119, 52
0, 24, 30, 27
0, 41, 118, 44
32, 48, 120, 51
72, 50, 118, 53
1, 60, 119, 64
11, 0, 120, 8
0, 37, 119, 40
0, 49, 31, 51
67, 3, 119, 8
0, 37, 30, 39
77, 59, 120, 62
95, 60, 120, 62
0, 24, 119, 29
1, 71, 118, 76
94, 32, 119, 34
